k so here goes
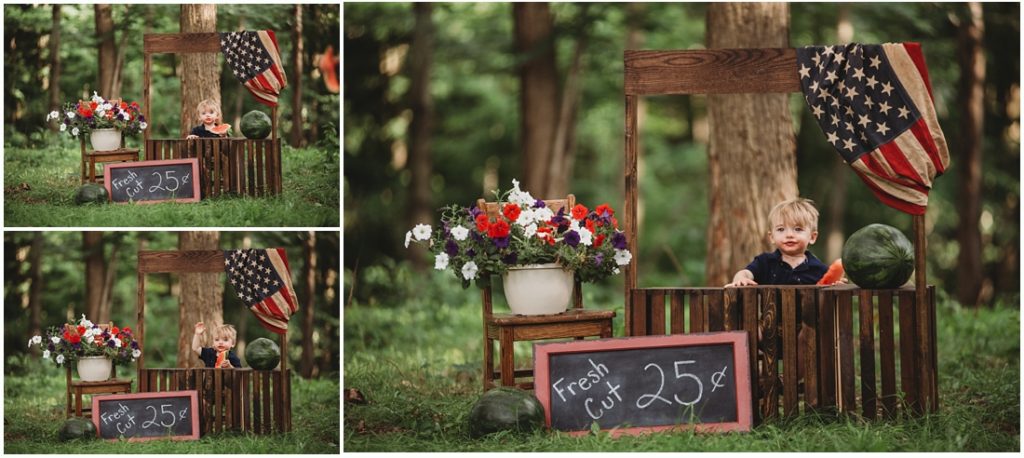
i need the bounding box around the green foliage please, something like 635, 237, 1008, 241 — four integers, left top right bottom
344, 287, 1018, 451
4, 143, 339, 227
3, 362, 340, 452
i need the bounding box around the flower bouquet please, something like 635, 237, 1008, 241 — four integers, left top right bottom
46, 92, 148, 138
405, 179, 632, 288
28, 314, 141, 367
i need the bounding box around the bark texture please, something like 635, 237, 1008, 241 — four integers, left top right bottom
179, 5, 220, 137
177, 231, 223, 368
84, 232, 105, 322
514, 3, 559, 198
300, 232, 317, 378
408, 2, 435, 268
95, 4, 116, 97
955, 2, 986, 307
289, 5, 305, 147
47, 5, 61, 130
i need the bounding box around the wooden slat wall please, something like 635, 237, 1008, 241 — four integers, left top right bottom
142, 139, 281, 198
627, 285, 937, 424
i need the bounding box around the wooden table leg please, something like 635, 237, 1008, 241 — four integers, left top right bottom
75, 390, 82, 417
499, 328, 515, 387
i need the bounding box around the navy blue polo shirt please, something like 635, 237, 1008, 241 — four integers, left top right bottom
198, 347, 242, 368
744, 250, 828, 285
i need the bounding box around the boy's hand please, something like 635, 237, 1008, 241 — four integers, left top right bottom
194, 322, 205, 335
186, 134, 198, 139
725, 278, 759, 287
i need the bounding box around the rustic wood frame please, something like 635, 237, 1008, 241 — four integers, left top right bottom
533, 332, 752, 436
142, 33, 283, 197
136, 250, 291, 434
622, 49, 936, 417
92, 390, 201, 442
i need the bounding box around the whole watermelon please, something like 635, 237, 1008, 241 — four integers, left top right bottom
75, 183, 108, 205
240, 110, 272, 139
58, 417, 97, 441
245, 337, 281, 370
842, 223, 914, 289
467, 387, 544, 438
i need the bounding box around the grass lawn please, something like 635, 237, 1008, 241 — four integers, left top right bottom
342, 268, 1020, 452
3, 142, 339, 227
3, 358, 340, 453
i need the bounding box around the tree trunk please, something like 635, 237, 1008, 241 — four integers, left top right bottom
514, 3, 559, 198
408, 2, 435, 269
98, 237, 122, 325
301, 231, 317, 378
84, 232, 105, 321
955, 2, 986, 307
179, 4, 219, 137
289, 4, 305, 147
95, 4, 115, 97
28, 233, 44, 339
47, 5, 61, 131
824, 3, 853, 262
547, 31, 587, 199
177, 231, 223, 368
705, 2, 798, 286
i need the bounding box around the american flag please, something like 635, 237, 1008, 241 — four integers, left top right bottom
224, 248, 299, 334
220, 31, 288, 107
796, 43, 950, 215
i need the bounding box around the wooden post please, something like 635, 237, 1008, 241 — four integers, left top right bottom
624, 94, 638, 336
913, 213, 933, 411
137, 270, 146, 389
143, 53, 151, 146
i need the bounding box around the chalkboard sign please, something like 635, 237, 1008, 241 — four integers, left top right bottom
104, 159, 200, 203
92, 390, 200, 441
534, 332, 751, 435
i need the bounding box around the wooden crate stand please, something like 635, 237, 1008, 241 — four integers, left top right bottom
136, 250, 292, 435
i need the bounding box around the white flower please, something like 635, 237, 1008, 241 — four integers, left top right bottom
83, 328, 96, 339
113, 337, 123, 348
43, 350, 51, 359
80, 314, 93, 328
132, 349, 142, 359
434, 253, 449, 270
534, 207, 554, 223
56, 354, 65, 365
95, 108, 106, 118
59, 123, 67, 132
28, 335, 41, 347
139, 122, 148, 130
450, 226, 469, 241
404, 231, 413, 248
461, 261, 479, 280
50, 336, 61, 345
91, 91, 102, 102
47, 110, 58, 121
614, 249, 633, 266
508, 178, 535, 206
523, 223, 538, 238
412, 224, 432, 241
102, 103, 113, 111
66, 111, 75, 119
613, 267, 621, 275
71, 127, 79, 137
578, 227, 594, 246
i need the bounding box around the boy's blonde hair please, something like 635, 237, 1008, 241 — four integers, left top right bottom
195, 98, 222, 123
768, 198, 819, 231
212, 324, 237, 342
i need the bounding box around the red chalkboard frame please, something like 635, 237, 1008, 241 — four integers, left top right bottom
91, 390, 200, 441
534, 332, 752, 436
103, 158, 201, 204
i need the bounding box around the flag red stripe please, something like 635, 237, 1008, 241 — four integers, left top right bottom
908, 117, 946, 175
901, 42, 934, 101
853, 169, 927, 215
858, 152, 892, 180
250, 307, 286, 334
877, 139, 926, 186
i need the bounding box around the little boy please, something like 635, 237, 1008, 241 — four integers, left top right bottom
185, 99, 228, 139
192, 322, 241, 368
726, 198, 829, 287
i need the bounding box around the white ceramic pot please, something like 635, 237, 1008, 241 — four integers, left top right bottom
501, 263, 573, 315
76, 356, 112, 382
89, 128, 121, 151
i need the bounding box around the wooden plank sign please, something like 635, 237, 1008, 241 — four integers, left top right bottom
104, 158, 200, 203
534, 332, 751, 435
92, 390, 200, 441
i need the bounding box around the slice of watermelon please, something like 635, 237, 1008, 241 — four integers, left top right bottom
210, 123, 231, 135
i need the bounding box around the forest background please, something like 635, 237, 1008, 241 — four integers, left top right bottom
345, 2, 1019, 310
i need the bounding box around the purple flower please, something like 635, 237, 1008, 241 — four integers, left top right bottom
469, 206, 482, 218
564, 230, 580, 247
493, 237, 510, 249
107, 340, 116, 348
131, 341, 139, 349
551, 208, 566, 226
594, 253, 604, 266
471, 231, 483, 242
502, 253, 519, 265
445, 239, 459, 256
612, 232, 627, 250
533, 199, 546, 209
466, 248, 476, 258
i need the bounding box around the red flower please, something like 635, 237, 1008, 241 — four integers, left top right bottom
571, 204, 588, 221
475, 214, 490, 232
595, 203, 614, 218
89, 101, 98, 110
77, 105, 93, 118
111, 326, 119, 334
76, 325, 86, 335
594, 234, 606, 247
123, 326, 131, 334
120, 102, 128, 110
69, 334, 81, 344
130, 101, 139, 108
488, 219, 510, 238
611, 217, 619, 229
502, 203, 521, 222
585, 218, 596, 233
63, 330, 72, 341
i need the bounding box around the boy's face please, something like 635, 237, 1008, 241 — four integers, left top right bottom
213, 334, 235, 352
769, 219, 818, 257
199, 108, 219, 125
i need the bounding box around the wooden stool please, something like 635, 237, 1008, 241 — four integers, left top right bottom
484, 309, 615, 390
82, 148, 139, 184
67, 378, 132, 418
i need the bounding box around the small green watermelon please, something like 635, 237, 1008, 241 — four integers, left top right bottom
467, 387, 545, 438
58, 417, 97, 441
75, 183, 108, 205
240, 110, 272, 139
245, 337, 281, 370
842, 223, 915, 289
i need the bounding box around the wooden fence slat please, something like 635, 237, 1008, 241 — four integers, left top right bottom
261, 371, 272, 434
214, 368, 223, 433
631, 290, 647, 336
898, 290, 920, 413
818, 289, 837, 410
836, 290, 855, 413
256, 140, 265, 197
877, 291, 897, 418
723, 288, 739, 331
247, 140, 256, 197
929, 286, 939, 412
707, 290, 724, 332
275, 139, 283, 194
781, 288, 798, 417
799, 289, 819, 411
689, 291, 704, 333
274, 370, 284, 432
759, 289, 780, 419
669, 292, 684, 334
650, 291, 666, 335
741, 288, 759, 424
858, 290, 877, 419
253, 370, 262, 433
